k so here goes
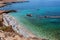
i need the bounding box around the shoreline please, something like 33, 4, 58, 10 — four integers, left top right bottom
0, 0, 27, 3
0, 0, 29, 8
3, 13, 41, 38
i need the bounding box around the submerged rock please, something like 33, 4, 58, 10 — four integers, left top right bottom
26, 14, 32, 17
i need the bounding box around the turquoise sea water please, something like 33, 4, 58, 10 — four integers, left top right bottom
1, 0, 60, 40
8, 7, 60, 40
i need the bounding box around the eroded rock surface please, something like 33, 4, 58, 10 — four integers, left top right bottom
0, 30, 43, 40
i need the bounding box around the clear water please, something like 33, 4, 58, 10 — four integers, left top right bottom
9, 9, 60, 40
1, 0, 60, 40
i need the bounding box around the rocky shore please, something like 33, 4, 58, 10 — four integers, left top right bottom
0, 30, 43, 40
0, 10, 46, 40
0, 0, 26, 3
3, 13, 37, 38
0, 0, 28, 7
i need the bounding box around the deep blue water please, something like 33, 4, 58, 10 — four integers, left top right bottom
1, 0, 60, 40
0, 0, 60, 10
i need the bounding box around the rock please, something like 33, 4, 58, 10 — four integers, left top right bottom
26, 14, 32, 17
4, 10, 17, 13
0, 30, 44, 40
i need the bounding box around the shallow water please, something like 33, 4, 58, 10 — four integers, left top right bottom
9, 9, 60, 40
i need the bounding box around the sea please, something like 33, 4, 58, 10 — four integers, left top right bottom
0, 0, 60, 40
